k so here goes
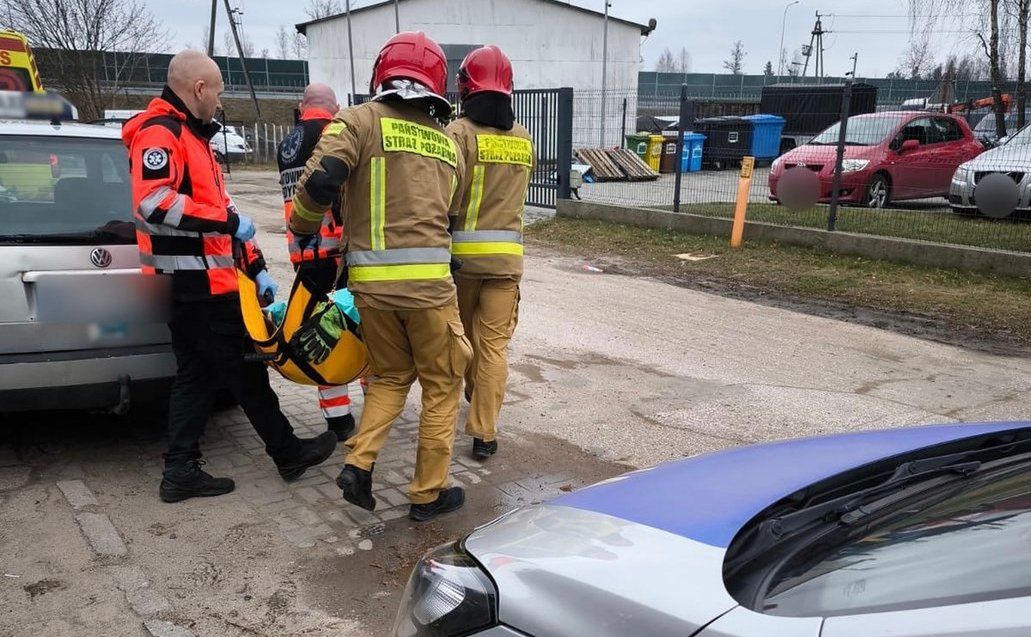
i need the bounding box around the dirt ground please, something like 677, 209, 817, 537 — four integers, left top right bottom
3, 171, 1031, 636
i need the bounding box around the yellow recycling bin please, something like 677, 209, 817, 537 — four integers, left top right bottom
646, 134, 664, 172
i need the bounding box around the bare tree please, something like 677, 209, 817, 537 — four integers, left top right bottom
897, 37, 932, 79
276, 25, 291, 59
306, 0, 342, 20
201, 25, 219, 56
293, 32, 308, 59
722, 41, 746, 75
1, 0, 167, 121
655, 48, 676, 73
1008, 0, 1030, 126
677, 47, 691, 73
763, 60, 775, 80
908, 0, 1007, 137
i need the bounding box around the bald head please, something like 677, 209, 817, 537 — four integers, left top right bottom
167, 49, 224, 122
300, 82, 339, 115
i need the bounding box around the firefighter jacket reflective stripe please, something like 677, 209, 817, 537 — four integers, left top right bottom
445, 117, 534, 280
290, 99, 465, 310
278, 107, 344, 264
122, 87, 265, 300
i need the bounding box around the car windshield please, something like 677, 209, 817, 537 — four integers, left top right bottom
810, 115, 904, 146
1003, 124, 1031, 145
0, 134, 134, 244
760, 459, 1031, 617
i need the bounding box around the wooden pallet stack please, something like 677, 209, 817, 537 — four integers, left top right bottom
575, 148, 659, 182
608, 149, 659, 181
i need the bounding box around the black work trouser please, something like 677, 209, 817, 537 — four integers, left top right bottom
164, 296, 302, 474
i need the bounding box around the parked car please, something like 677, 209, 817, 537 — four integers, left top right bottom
392, 421, 1031, 637
211, 124, 252, 163
769, 112, 983, 209
950, 123, 1031, 216
95, 111, 251, 164
972, 109, 1031, 146
0, 114, 175, 412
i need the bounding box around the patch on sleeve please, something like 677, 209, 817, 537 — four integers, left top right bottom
323, 121, 347, 137
142, 147, 170, 180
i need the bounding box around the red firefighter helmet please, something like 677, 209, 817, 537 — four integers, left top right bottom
457, 45, 514, 101
369, 31, 448, 97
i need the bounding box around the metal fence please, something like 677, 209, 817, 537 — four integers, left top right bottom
571, 85, 1031, 254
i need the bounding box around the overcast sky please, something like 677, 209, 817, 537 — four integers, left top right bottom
149, 0, 985, 79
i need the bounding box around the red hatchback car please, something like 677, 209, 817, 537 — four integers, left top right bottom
769, 112, 983, 208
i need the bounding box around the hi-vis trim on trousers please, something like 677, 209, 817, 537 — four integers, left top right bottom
451, 230, 524, 256
318, 383, 352, 418
346, 247, 452, 282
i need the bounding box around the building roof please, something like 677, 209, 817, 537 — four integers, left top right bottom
296, 0, 656, 35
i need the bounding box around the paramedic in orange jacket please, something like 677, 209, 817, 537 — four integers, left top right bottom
124, 50, 336, 503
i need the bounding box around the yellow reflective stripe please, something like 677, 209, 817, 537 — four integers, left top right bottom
464, 164, 485, 232
476, 134, 533, 167
292, 195, 325, 222
349, 263, 451, 282
451, 242, 524, 256
380, 117, 458, 167
449, 173, 458, 207
370, 157, 386, 250
323, 121, 346, 137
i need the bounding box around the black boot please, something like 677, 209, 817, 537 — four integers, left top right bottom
159, 460, 235, 503
326, 413, 356, 441
336, 464, 376, 511
276, 431, 337, 482
410, 487, 465, 522
472, 438, 498, 459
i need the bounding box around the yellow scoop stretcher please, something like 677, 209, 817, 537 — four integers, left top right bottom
238, 269, 368, 386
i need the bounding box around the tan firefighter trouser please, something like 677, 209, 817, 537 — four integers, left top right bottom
346, 301, 472, 504
456, 277, 520, 443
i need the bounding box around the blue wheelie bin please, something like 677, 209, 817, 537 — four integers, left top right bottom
743, 114, 786, 161
679, 133, 706, 173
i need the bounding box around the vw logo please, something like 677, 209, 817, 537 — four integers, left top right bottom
90, 247, 112, 268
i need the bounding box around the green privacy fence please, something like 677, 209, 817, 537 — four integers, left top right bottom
639, 72, 1014, 106
35, 49, 309, 92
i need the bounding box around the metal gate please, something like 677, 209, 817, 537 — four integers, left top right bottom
350, 88, 572, 209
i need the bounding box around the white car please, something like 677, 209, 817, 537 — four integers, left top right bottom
0, 113, 175, 412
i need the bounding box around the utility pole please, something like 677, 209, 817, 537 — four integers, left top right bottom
394, 0, 400, 33
777, 1, 799, 81
223, 0, 261, 117
346, 0, 357, 100
600, 0, 610, 147
207, 0, 217, 56
801, 11, 827, 79
849, 52, 858, 78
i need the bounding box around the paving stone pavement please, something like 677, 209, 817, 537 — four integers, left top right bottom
147, 375, 576, 556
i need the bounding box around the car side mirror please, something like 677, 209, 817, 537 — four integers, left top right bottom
901, 139, 920, 153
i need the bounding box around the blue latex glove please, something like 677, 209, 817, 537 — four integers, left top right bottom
256, 270, 278, 303
234, 213, 256, 241
329, 288, 360, 325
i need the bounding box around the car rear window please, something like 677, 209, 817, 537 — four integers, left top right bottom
0, 133, 134, 244
759, 464, 1031, 617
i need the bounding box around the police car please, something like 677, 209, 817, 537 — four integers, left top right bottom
392, 422, 1031, 636
0, 92, 175, 412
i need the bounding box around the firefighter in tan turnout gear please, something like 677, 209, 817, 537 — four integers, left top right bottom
446, 45, 534, 460
288, 32, 471, 522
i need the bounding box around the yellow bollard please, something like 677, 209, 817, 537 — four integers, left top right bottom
730, 156, 754, 249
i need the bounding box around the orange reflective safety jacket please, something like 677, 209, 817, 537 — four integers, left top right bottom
277, 108, 344, 265
123, 88, 265, 300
